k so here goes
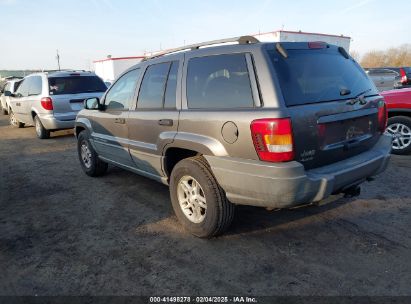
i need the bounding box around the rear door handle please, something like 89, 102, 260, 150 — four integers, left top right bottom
114, 118, 126, 124
158, 119, 173, 126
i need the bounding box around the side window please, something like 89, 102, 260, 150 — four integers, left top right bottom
13, 81, 22, 92
137, 62, 170, 109
28, 76, 42, 96
186, 54, 254, 109
15, 79, 30, 97
4, 83, 11, 92
104, 69, 140, 110
164, 62, 179, 109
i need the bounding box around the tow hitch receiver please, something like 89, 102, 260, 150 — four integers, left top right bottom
343, 185, 361, 198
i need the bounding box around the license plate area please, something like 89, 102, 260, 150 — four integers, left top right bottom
320, 115, 376, 150
70, 99, 85, 111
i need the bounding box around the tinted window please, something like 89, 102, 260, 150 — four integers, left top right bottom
48, 76, 107, 95
268, 48, 378, 106
13, 81, 21, 92
187, 54, 254, 109
29, 76, 42, 96
164, 62, 178, 109
105, 69, 140, 110
138, 62, 170, 109
15, 79, 30, 97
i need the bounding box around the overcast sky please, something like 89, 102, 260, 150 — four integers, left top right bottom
1, 0, 410, 70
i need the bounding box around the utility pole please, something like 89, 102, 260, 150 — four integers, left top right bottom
56, 50, 61, 71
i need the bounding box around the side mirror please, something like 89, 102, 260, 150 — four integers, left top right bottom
4, 91, 12, 97
84, 97, 104, 110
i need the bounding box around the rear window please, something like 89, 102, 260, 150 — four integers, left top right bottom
48, 76, 107, 95
268, 48, 377, 106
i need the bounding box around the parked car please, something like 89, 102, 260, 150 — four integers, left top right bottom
75, 37, 391, 237
6, 71, 107, 138
366, 68, 400, 92
0, 78, 22, 115
366, 67, 411, 92
381, 88, 411, 154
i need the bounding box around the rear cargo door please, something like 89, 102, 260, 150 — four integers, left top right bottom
48, 75, 107, 120
268, 44, 383, 170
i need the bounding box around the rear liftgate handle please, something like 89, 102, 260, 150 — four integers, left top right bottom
158, 119, 173, 127
114, 118, 126, 124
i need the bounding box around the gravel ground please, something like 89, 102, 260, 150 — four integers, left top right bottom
0, 115, 410, 296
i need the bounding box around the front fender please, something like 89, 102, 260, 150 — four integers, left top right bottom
75, 117, 93, 137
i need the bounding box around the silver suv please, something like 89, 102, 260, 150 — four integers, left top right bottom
1, 78, 22, 115
75, 36, 391, 237
6, 71, 107, 138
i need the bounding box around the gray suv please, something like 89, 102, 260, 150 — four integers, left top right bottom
75, 36, 391, 238
6, 71, 107, 138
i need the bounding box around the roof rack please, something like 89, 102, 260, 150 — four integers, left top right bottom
143, 35, 260, 61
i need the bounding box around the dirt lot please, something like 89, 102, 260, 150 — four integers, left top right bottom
0, 114, 410, 296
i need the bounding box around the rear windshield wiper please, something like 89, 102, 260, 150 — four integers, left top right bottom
346, 88, 373, 105
354, 88, 372, 99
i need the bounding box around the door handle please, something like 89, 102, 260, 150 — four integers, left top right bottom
114, 118, 126, 124
158, 119, 173, 126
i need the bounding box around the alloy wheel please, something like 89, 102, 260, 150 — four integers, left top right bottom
9, 112, 18, 126
177, 175, 207, 224
385, 123, 411, 150
80, 141, 93, 169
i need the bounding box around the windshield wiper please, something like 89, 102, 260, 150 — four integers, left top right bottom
347, 88, 373, 105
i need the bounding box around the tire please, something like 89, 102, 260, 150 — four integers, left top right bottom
77, 130, 108, 177
9, 110, 25, 128
385, 116, 411, 155
169, 156, 235, 238
34, 115, 50, 139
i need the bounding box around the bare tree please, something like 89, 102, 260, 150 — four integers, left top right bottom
361, 44, 411, 67
350, 50, 361, 62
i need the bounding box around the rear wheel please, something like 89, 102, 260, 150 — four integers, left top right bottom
1, 105, 7, 115
34, 115, 50, 139
9, 110, 24, 128
77, 130, 108, 177
385, 116, 411, 155
169, 156, 235, 238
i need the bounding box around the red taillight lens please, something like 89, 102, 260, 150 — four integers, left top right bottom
400, 68, 408, 84
250, 118, 294, 162
377, 99, 387, 133
41, 97, 53, 110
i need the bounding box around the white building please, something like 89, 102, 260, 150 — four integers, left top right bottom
253, 30, 351, 51
94, 56, 145, 83
94, 30, 351, 83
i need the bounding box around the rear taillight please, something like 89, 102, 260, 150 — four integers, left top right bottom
377, 99, 387, 133
250, 118, 294, 162
41, 97, 53, 110
400, 68, 408, 84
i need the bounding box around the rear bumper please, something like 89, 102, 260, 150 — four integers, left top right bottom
205, 135, 392, 209
38, 113, 75, 130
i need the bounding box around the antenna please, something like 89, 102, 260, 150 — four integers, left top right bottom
56, 50, 61, 71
